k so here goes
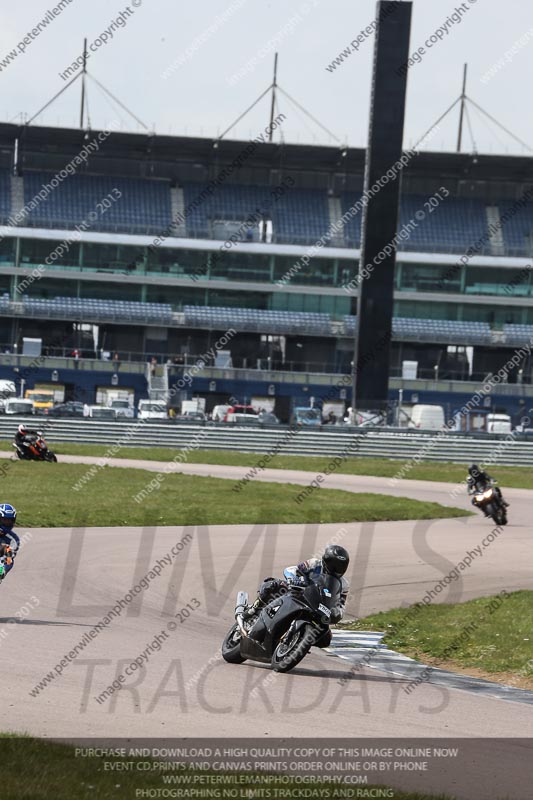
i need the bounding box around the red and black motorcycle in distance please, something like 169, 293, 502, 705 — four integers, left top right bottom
13, 434, 58, 463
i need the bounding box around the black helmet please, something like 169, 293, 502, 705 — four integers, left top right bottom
322, 544, 350, 578
469, 464, 480, 477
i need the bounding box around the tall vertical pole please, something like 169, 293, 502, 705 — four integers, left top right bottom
268, 53, 278, 142
457, 63, 468, 153
80, 38, 87, 129
352, 1, 412, 412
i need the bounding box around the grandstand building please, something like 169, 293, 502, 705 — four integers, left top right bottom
0, 122, 532, 421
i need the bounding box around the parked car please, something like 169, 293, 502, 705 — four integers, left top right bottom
347, 410, 385, 427
224, 405, 258, 422
109, 399, 135, 418
47, 401, 85, 417
175, 411, 206, 424
486, 413, 512, 434
291, 407, 321, 427
258, 411, 280, 426
225, 413, 261, 426
88, 405, 117, 420
138, 400, 168, 420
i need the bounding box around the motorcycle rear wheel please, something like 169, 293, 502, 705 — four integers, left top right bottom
221, 623, 247, 664
271, 624, 313, 673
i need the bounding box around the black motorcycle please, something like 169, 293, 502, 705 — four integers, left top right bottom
471, 483, 507, 526
221, 572, 341, 673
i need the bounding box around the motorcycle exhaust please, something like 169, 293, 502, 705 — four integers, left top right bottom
235, 590, 249, 638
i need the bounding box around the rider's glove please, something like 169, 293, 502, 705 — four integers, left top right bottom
296, 560, 310, 575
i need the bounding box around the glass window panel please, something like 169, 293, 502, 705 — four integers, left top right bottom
0, 237, 16, 264
20, 237, 80, 268
273, 256, 335, 287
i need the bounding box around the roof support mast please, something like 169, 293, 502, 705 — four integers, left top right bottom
219, 53, 340, 142
456, 63, 467, 153
414, 64, 532, 154
268, 53, 278, 142
79, 38, 87, 129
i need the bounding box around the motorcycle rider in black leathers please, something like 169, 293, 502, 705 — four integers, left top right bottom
467, 463, 508, 512
14, 424, 40, 459
246, 544, 350, 648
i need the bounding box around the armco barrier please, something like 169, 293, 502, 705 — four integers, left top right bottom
1, 417, 533, 466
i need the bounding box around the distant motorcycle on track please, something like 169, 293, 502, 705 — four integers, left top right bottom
13, 433, 58, 463
471, 484, 507, 526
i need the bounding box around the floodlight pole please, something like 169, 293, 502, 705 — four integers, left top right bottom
457, 63, 467, 153
80, 38, 88, 129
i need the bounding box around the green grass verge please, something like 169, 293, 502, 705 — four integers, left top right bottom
12, 441, 533, 490
0, 735, 455, 800
0, 462, 468, 527
344, 590, 533, 685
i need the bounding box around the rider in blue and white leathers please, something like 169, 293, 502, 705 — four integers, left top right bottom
0, 504, 20, 583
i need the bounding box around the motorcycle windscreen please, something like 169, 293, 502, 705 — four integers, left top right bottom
301, 573, 341, 611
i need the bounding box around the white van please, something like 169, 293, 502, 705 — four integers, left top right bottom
0, 380, 16, 414
4, 398, 34, 415
408, 404, 445, 430
486, 413, 512, 434
211, 404, 231, 422
138, 400, 167, 420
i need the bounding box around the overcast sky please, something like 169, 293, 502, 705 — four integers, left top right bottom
1, 0, 532, 155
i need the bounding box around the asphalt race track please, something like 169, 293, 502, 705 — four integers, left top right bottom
2, 454, 532, 798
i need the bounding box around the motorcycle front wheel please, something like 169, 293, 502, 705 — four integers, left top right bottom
494, 507, 507, 526
271, 623, 314, 673
45, 452, 58, 462
221, 623, 247, 664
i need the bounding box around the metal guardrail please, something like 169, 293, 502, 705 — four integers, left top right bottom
1, 418, 533, 466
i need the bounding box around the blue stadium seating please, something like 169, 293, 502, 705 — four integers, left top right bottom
341, 192, 490, 254
503, 323, 533, 345
344, 315, 492, 344
271, 188, 330, 244
23, 296, 173, 324
182, 183, 272, 240
398, 195, 489, 254
0, 170, 529, 257
182, 183, 330, 245
340, 193, 363, 248
392, 317, 491, 343
498, 200, 533, 256
183, 305, 331, 334
22, 172, 172, 235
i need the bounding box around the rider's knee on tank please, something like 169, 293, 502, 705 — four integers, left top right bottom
257, 577, 288, 606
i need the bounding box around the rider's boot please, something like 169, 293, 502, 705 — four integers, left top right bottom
244, 598, 263, 619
